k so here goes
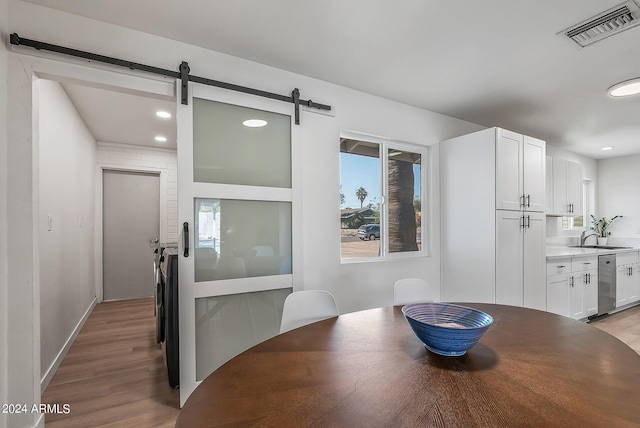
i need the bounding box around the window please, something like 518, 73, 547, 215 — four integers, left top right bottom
340, 132, 426, 260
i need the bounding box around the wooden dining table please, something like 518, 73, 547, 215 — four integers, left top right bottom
176, 303, 640, 427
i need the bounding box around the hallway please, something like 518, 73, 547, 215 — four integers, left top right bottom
41, 298, 179, 427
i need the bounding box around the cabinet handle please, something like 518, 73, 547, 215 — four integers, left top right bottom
558, 265, 566, 268
526, 194, 531, 208
526, 215, 531, 228
520, 194, 525, 208
570, 276, 574, 287
520, 215, 524, 228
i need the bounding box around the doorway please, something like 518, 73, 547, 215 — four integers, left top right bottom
103, 169, 160, 301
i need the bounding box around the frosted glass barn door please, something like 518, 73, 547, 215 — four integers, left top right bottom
177, 81, 300, 406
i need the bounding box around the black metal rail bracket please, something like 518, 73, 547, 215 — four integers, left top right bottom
179, 61, 190, 105
9, 33, 331, 124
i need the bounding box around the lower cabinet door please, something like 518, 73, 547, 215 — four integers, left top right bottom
523, 212, 546, 310
616, 266, 630, 307
496, 211, 524, 306
547, 274, 569, 317
628, 264, 640, 304
570, 274, 585, 320
584, 269, 598, 317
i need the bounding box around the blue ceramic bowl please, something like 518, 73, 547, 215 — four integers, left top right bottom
402, 303, 493, 356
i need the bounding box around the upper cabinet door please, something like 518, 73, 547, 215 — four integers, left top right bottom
551, 158, 582, 216
496, 129, 523, 211
567, 160, 583, 216
552, 158, 570, 215
545, 156, 554, 213
523, 136, 545, 212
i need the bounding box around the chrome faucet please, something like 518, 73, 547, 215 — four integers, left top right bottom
580, 230, 599, 247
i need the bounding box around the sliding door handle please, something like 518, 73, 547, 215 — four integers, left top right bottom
183, 222, 190, 257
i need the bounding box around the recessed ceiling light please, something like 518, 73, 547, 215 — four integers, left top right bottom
242, 119, 267, 128
156, 111, 171, 119
608, 78, 640, 97
601, 146, 613, 151
155, 136, 167, 142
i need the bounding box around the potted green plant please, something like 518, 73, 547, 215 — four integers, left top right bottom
590, 214, 623, 245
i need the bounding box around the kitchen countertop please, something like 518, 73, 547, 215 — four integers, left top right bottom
547, 245, 639, 260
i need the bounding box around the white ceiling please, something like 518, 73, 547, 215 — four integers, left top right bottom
61, 83, 177, 149
25, 0, 640, 159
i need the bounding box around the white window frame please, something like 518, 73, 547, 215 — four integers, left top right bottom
339, 130, 428, 263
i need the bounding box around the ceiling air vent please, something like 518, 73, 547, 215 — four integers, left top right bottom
560, 1, 640, 47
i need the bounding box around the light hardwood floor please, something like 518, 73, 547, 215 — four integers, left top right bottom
41, 298, 179, 427
41, 299, 640, 427
590, 303, 640, 354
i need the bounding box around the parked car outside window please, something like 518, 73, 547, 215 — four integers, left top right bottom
357, 224, 380, 241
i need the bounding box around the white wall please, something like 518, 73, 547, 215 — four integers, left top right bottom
96, 142, 178, 243
546, 144, 597, 181
7, 6, 42, 426
0, 0, 10, 425
38, 79, 97, 390
597, 154, 640, 239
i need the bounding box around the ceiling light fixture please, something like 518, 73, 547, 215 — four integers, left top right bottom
601, 146, 614, 151
608, 77, 640, 97
155, 136, 167, 142
243, 119, 267, 128
156, 111, 172, 119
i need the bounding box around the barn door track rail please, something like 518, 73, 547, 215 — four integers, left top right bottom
9, 33, 331, 125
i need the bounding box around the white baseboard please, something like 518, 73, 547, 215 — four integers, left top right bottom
40, 297, 97, 392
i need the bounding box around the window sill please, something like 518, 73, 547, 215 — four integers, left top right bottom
340, 251, 428, 264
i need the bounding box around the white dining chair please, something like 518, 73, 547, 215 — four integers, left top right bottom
280, 290, 340, 333
393, 278, 435, 305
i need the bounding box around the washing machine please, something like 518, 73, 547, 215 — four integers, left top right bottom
154, 242, 176, 344
161, 247, 180, 388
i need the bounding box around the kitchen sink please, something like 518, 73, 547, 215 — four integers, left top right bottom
568, 245, 633, 250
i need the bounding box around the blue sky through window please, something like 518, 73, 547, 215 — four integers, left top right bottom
340, 153, 421, 209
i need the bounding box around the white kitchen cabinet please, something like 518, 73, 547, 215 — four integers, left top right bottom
551, 158, 582, 216
546, 255, 597, 319
629, 264, 640, 303
616, 251, 639, 307
584, 268, 598, 317
570, 268, 597, 319
547, 274, 570, 317
496, 130, 545, 212
441, 127, 546, 307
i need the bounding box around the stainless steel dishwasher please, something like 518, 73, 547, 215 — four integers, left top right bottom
597, 254, 616, 316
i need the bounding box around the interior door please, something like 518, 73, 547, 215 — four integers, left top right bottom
103, 170, 160, 301
177, 82, 300, 405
